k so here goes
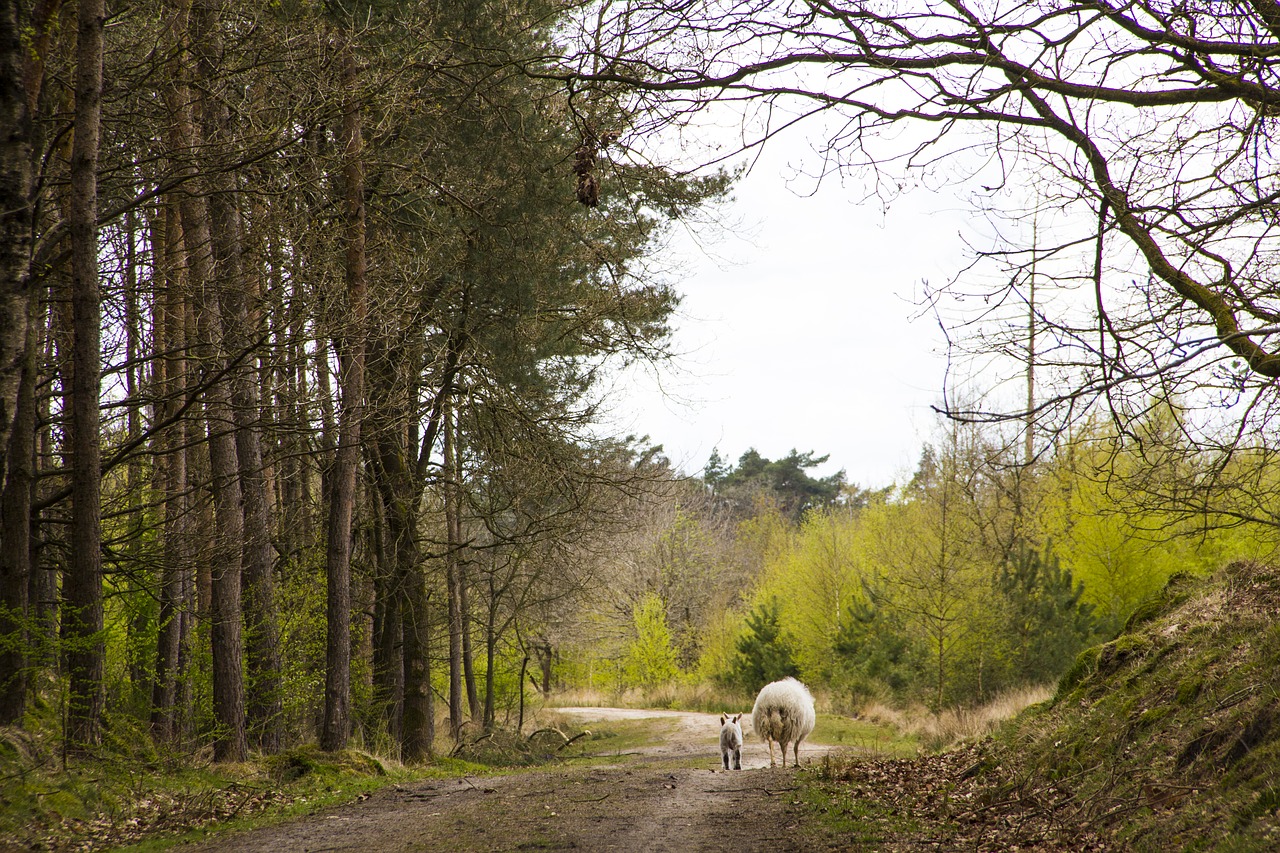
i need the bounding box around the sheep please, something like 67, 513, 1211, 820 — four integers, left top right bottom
718, 712, 744, 770
751, 677, 815, 767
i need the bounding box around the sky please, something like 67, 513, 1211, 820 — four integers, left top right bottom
607, 140, 980, 490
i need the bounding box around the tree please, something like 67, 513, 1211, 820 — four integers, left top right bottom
0, 0, 35, 492
0, 0, 729, 762
996, 540, 1097, 685
63, 0, 107, 749
622, 593, 680, 689
833, 579, 927, 701
320, 19, 368, 755
707, 447, 847, 522
557, 0, 1280, 486
730, 598, 799, 692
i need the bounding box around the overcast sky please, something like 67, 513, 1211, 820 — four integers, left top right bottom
607, 140, 980, 490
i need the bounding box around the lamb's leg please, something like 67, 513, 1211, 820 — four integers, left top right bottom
722, 750, 729, 770
733, 747, 741, 770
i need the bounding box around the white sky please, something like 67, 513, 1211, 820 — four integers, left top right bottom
609, 140, 979, 490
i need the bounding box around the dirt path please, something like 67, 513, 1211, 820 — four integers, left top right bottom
186, 708, 841, 852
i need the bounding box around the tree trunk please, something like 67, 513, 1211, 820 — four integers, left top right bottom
483, 575, 496, 731
0, 287, 37, 724
62, 0, 106, 751
29, 313, 56, 671
370, 417, 432, 761
191, 0, 277, 758
151, 195, 189, 741
444, 402, 464, 740
457, 420, 478, 724
0, 0, 34, 489
371, 490, 403, 742
170, 0, 247, 761
322, 30, 368, 752
123, 206, 151, 707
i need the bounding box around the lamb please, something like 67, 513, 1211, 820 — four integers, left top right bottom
751, 677, 815, 767
718, 712, 744, 770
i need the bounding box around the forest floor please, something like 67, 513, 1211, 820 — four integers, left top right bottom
170, 707, 1081, 853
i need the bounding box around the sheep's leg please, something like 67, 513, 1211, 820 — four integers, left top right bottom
780, 740, 789, 767
793, 740, 801, 766
768, 739, 776, 767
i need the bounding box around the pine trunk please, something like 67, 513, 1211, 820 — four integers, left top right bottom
445, 402, 464, 740
322, 31, 368, 752
64, 0, 106, 750
0, 0, 33, 485
151, 196, 189, 741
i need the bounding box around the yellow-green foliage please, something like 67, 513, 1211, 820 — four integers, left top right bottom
700, 416, 1280, 710
694, 607, 748, 684
1037, 424, 1280, 633
621, 593, 681, 689
750, 508, 869, 680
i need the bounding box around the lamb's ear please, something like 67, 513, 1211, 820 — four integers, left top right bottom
733, 713, 742, 723
720, 713, 727, 725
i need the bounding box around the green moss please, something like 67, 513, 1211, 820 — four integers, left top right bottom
1176, 677, 1204, 705
1137, 705, 1172, 728
1055, 644, 1102, 699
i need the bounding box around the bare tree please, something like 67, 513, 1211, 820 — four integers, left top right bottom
555, 0, 1280, 459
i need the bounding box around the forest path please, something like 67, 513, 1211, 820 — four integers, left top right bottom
186, 707, 844, 852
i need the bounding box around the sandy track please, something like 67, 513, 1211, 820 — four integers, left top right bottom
187, 708, 839, 852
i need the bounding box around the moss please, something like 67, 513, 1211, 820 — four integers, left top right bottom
1055, 645, 1102, 699
1137, 705, 1172, 728
265, 747, 387, 783
1095, 634, 1153, 678
1176, 677, 1204, 705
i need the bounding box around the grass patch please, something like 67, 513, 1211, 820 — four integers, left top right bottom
798, 753, 925, 849
0, 711, 676, 852
0, 742, 421, 853
543, 715, 679, 759
813, 713, 918, 758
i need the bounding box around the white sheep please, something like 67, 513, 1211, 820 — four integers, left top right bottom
751, 677, 815, 767
718, 712, 743, 770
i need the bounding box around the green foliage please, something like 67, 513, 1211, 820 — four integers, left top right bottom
994, 541, 1098, 685
833, 582, 927, 701
706, 447, 847, 521
277, 551, 328, 741
621, 594, 680, 689
728, 599, 799, 692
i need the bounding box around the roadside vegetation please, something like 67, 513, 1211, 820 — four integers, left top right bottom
801, 562, 1280, 851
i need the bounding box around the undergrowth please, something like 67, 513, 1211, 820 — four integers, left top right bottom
985, 560, 1280, 850
797, 562, 1280, 851
0, 705, 621, 852
803, 560, 1280, 845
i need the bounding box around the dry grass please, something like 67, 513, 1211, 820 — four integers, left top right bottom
547, 682, 754, 714
858, 684, 1054, 751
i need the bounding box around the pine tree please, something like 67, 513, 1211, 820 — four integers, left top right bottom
997, 541, 1098, 684
730, 599, 799, 691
